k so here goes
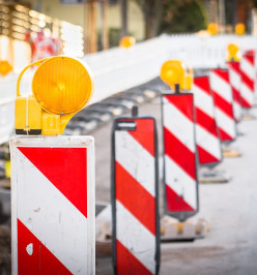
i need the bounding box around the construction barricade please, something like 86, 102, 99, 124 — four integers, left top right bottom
10, 136, 95, 274
10, 56, 95, 274
111, 111, 160, 274
193, 76, 222, 166
209, 68, 237, 142
240, 50, 256, 108
162, 92, 199, 222
227, 61, 242, 122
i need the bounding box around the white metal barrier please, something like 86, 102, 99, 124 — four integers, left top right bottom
1, 34, 257, 144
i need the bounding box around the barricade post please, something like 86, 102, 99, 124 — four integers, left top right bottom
240, 50, 256, 118
111, 107, 160, 275
227, 61, 242, 122
162, 91, 199, 221
210, 68, 242, 157
192, 76, 229, 183
10, 56, 95, 274
159, 60, 210, 240
226, 43, 242, 123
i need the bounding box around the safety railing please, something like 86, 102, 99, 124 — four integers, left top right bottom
1, 33, 257, 144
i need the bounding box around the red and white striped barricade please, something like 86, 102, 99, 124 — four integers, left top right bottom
193, 76, 222, 166
10, 136, 95, 275
240, 50, 256, 108
112, 116, 160, 275
210, 68, 237, 142
227, 61, 242, 122
162, 93, 199, 221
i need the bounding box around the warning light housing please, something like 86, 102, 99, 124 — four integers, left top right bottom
235, 23, 245, 36
207, 23, 219, 36
227, 43, 240, 61
0, 60, 13, 77
160, 60, 194, 91
119, 36, 136, 48
15, 56, 93, 135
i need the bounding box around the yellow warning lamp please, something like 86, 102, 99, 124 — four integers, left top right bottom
0, 60, 13, 77
119, 36, 136, 48
160, 60, 184, 91
207, 23, 219, 36
160, 60, 193, 91
227, 43, 240, 62
235, 23, 245, 36
15, 56, 93, 135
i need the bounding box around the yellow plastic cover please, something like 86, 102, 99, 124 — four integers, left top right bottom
32, 56, 93, 115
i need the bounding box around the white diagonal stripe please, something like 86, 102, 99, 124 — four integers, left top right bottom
116, 200, 155, 273
229, 67, 241, 89
241, 58, 255, 80
233, 102, 242, 121
193, 84, 214, 118
115, 131, 155, 197
16, 149, 88, 274
196, 124, 222, 160
241, 83, 254, 105
163, 97, 195, 153
215, 108, 236, 138
210, 72, 233, 103
229, 66, 242, 120
165, 156, 196, 209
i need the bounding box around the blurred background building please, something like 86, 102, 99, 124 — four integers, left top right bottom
1, 0, 257, 73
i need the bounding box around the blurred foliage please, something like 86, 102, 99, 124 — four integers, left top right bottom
160, 0, 208, 34
252, 0, 257, 7
133, 0, 207, 37
98, 28, 134, 49
108, 28, 121, 48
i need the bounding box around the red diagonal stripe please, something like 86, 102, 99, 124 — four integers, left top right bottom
194, 76, 211, 95
241, 71, 254, 91
164, 94, 194, 122
18, 219, 72, 275
218, 127, 234, 142
241, 96, 252, 108
164, 127, 196, 180
166, 185, 195, 212
197, 145, 220, 165
115, 161, 156, 235
212, 69, 229, 83
213, 92, 234, 120
244, 53, 254, 65
18, 147, 87, 218
117, 119, 155, 157
228, 61, 240, 74
128, 119, 155, 157
231, 86, 241, 104
116, 240, 152, 275
195, 107, 218, 137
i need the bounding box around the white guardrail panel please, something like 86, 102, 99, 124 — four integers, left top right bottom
1, 34, 257, 144
0, 74, 16, 145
